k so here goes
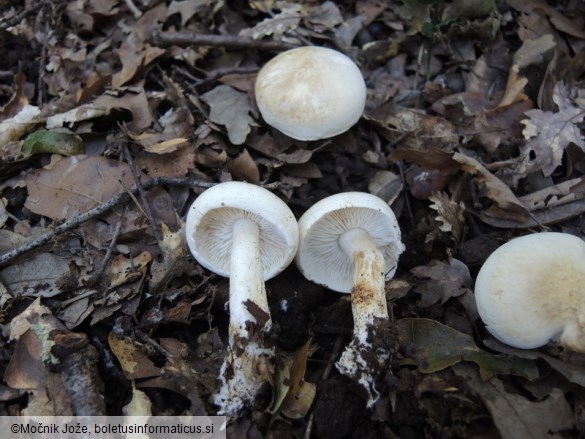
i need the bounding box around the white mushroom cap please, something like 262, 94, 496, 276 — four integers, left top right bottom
185, 181, 299, 280
475, 232, 585, 351
255, 46, 367, 141
295, 192, 404, 293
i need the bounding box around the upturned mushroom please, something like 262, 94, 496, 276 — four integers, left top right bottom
295, 192, 404, 405
254, 46, 367, 141
475, 232, 585, 352
185, 181, 299, 416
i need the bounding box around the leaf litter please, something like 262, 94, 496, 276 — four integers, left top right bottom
1, 0, 585, 437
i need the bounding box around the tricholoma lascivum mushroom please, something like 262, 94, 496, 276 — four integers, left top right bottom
186, 181, 299, 416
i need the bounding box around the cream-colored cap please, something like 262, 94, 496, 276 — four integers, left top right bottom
475, 232, 585, 351
255, 46, 367, 141
295, 192, 404, 293
185, 181, 299, 280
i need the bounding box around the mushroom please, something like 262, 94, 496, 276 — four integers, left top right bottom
185, 181, 299, 416
295, 192, 404, 405
254, 46, 367, 141
475, 232, 585, 352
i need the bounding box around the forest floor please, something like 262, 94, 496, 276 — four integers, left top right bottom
1, 0, 585, 438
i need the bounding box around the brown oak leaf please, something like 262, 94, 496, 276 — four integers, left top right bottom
520, 81, 585, 176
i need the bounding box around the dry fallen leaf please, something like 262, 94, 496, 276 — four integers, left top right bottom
0, 200, 8, 228
47, 90, 155, 131
9, 298, 53, 341
4, 330, 46, 391
508, 0, 585, 40
136, 144, 195, 178
271, 340, 316, 419
307, 1, 343, 31
201, 85, 255, 145
452, 152, 527, 219
0, 253, 77, 298
229, 148, 260, 183
107, 333, 161, 380
520, 81, 585, 176
520, 176, 585, 211
109, 251, 152, 289
0, 105, 41, 145
497, 34, 555, 108
368, 170, 403, 204
130, 106, 194, 154
239, 4, 302, 39
149, 222, 200, 291
24, 155, 135, 221
428, 192, 466, 242
410, 258, 472, 306
137, 338, 208, 415
58, 296, 94, 330
280, 340, 316, 419
455, 363, 573, 439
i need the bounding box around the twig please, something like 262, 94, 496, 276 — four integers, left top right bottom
0, 8, 29, 32
36, 22, 48, 106
302, 415, 314, 439
119, 179, 148, 219
123, 144, 162, 241
0, 178, 289, 267
135, 329, 169, 358
83, 216, 125, 288
60, 289, 101, 307
124, 0, 142, 19
0, 178, 208, 267
193, 66, 260, 88
322, 336, 345, 381
151, 31, 299, 52
396, 160, 416, 233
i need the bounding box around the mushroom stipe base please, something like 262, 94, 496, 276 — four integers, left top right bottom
296, 192, 404, 407
337, 316, 396, 407
214, 334, 275, 416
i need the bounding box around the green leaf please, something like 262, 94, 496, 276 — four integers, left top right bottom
396, 0, 431, 34
421, 21, 435, 38
397, 318, 539, 380
21, 130, 85, 157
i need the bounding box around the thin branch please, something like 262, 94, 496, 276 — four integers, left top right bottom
151, 31, 299, 52
0, 178, 290, 267
0, 178, 209, 267
397, 160, 416, 233
124, 0, 142, 19
193, 66, 260, 88
82, 216, 125, 289
123, 143, 162, 241
0, 8, 29, 32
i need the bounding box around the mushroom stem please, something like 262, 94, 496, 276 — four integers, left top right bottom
229, 218, 270, 341
337, 227, 391, 406
339, 228, 389, 337
214, 217, 275, 416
